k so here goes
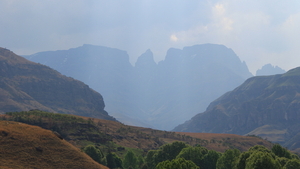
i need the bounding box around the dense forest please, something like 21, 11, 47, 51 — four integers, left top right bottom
78, 140, 300, 169
1, 111, 299, 169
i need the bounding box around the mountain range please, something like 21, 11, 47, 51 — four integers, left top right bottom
256, 63, 286, 76
174, 67, 300, 152
0, 47, 115, 121
24, 44, 253, 130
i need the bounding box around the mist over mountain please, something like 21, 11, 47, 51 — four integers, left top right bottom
0, 47, 115, 121
174, 67, 300, 152
256, 63, 286, 76
24, 44, 253, 130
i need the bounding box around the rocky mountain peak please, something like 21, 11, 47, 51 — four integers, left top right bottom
135, 49, 156, 68
256, 64, 286, 76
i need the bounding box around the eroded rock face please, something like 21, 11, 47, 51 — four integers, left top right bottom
0, 47, 115, 121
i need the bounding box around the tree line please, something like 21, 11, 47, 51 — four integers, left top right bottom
83, 141, 300, 169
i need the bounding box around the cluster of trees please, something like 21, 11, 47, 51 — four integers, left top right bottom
83, 145, 141, 169
83, 141, 300, 169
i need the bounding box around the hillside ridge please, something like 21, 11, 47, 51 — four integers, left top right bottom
0, 47, 115, 121
0, 120, 108, 169
174, 67, 300, 153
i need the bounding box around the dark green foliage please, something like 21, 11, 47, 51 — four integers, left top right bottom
156, 158, 199, 169
235, 151, 252, 169
245, 151, 281, 169
236, 145, 272, 169
106, 152, 123, 169
145, 142, 188, 169
283, 159, 300, 169
177, 146, 220, 169
216, 149, 240, 169
248, 145, 272, 153
176, 146, 208, 167
136, 155, 145, 169
159, 141, 188, 161
145, 150, 157, 169
83, 145, 107, 165
291, 154, 300, 160
123, 151, 137, 169
272, 144, 292, 159
203, 150, 221, 169
277, 157, 289, 167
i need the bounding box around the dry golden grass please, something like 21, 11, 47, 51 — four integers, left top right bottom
83, 116, 273, 153
176, 132, 273, 152
0, 121, 108, 169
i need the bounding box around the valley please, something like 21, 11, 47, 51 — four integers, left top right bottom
1, 45, 299, 168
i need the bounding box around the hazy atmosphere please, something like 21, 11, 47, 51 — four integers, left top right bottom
3, 1, 300, 168
1, 0, 300, 73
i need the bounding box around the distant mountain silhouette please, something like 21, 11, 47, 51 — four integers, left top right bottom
24, 44, 253, 130
256, 64, 285, 76
174, 67, 300, 152
0, 47, 115, 121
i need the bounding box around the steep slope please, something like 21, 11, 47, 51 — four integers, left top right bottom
24, 44, 252, 130
0, 47, 115, 121
0, 121, 108, 169
174, 67, 300, 151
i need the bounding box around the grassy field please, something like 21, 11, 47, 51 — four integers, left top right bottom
0, 121, 108, 169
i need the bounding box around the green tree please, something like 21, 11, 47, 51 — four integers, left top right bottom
203, 150, 221, 169
106, 152, 123, 169
146, 141, 188, 169
283, 159, 300, 169
145, 150, 157, 169
245, 151, 281, 169
272, 144, 292, 159
235, 145, 280, 169
176, 146, 208, 167
156, 158, 199, 169
159, 141, 188, 161
216, 149, 240, 169
277, 157, 289, 168
291, 154, 300, 160
123, 150, 137, 169
136, 155, 145, 168
83, 145, 107, 165
235, 151, 251, 169
248, 145, 272, 154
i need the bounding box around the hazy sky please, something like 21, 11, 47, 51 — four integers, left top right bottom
1, 0, 300, 74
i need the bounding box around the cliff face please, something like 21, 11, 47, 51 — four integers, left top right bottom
24, 44, 253, 130
174, 67, 300, 151
0, 47, 115, 121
